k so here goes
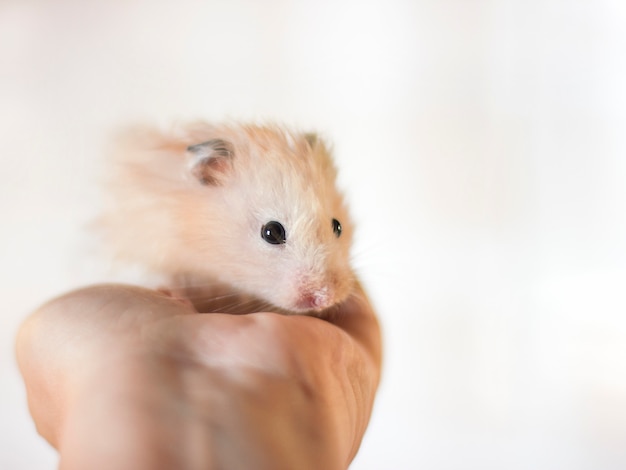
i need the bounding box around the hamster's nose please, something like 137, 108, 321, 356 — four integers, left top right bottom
296, 287, 331, 311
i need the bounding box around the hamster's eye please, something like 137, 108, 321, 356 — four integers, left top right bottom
261, 221, 287, 245
332, 218, 342, 238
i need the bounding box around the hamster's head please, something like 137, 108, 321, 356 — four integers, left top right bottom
182, 124, 355, 314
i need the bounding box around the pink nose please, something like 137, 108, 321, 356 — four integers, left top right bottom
296, 291, 330, 311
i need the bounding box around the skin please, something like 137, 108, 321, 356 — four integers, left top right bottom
16, 283, 382, 470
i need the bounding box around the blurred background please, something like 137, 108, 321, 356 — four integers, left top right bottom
1, 0, 625, 468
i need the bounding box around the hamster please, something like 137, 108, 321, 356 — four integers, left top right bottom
99, 122, 355, 315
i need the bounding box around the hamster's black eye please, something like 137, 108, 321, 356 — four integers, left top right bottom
332, 218, 342, 238
261, 221, 287, 245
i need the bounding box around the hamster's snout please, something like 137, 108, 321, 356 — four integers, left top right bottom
285, 257, 355, 312
296, 286, 332, 311
292, 268, 349, 312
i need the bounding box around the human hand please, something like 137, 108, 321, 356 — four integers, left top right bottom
16, 283, 381, 470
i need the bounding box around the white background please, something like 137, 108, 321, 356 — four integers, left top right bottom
1, 1, 626, 469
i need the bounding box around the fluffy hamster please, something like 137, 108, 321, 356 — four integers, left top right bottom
100, 122, 355, 314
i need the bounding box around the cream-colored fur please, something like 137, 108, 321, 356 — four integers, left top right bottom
99, 122, 354, 314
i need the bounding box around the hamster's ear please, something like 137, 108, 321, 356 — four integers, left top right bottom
187, 139, 234, 185
304, 132, 331, 154
304, 132, 319, 149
